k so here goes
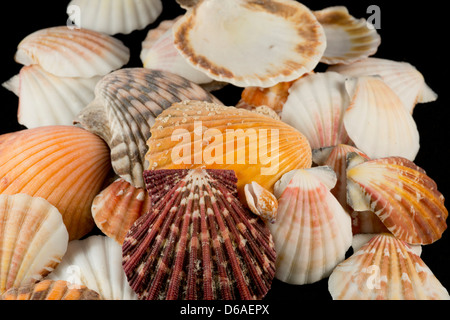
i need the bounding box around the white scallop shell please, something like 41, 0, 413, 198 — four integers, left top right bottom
67, 0, 163, 35
47, 235, 137, 300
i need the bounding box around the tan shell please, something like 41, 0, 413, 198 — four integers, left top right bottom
244, 182, 278, 223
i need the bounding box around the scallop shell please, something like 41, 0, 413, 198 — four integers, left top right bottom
344, 76, 420, 160
67, 0, 163, 35
328, 57, 438, 113
47, 235, 137, 300
2, 65, 101, 129
173, 0, 326, 87
346, 154, 448, 245
351, 233, 422, 257
329, 233, 450, 300
75, 68, 222, 188
92, 178, 150, 245
1, 280, 101, 300
145, 100, 312, 199
0, 126, 112, 240
15, 26, 130, 78
281, 72, 352, 150
314, 6, 381, 65
123, 169, 276, 300
0, 194, 68, 294
270, 167, 352, 285
244, 182, 278, 223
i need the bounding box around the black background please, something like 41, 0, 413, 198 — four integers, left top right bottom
0, 0, 449, 310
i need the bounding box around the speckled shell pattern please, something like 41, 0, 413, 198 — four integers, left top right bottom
122, 169, 276, 300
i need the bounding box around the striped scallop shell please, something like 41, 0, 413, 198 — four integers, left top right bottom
329, 57, 438, 113
346, 154, 448, 245
0, 126, 111, 241
344, 76, 420, 160
329, 233, 450, 300
1, 280, 101, 300
145, 100, 312, 199
173, 0, 326, 87
0, 194, 68, 294
15, 26, 130, 78
75, 68, 222, 188
67, 0, 163, 35
281, 72, 352, 150
270, 167, 352, 285
2, 65, 101, 129
92, 178, 150, 245
47, 236, 137, 300
123, 169, 276, 300
314, 6, 381, 65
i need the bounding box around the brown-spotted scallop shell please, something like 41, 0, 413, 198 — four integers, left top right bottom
122, 169, 276, 300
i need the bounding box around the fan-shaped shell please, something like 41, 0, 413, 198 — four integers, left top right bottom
15, 26, 130, 78
145, 100, 312, 199
0, 194, 68, 294
270, 167, 352, 285
0, 126, 112, 240
314, 6, 381, 65
123, 169, 276, 300
281, 72, 352, 150
1, 280, 101, 300
346, 154, 448, 245
92, 178, 150, 245
141, 17, 182, 62
47, 236, 137, 300
67, 0, 163, 35
75, 68, 222, 188
329, 233, 450, 300
173, 0, 326, 87
2, 65, 101, 129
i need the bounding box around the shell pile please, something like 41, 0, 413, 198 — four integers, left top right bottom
0, 0, 447, 301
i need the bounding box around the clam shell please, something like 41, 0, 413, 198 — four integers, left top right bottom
2, 65, 101, 129
15, 26, 130, 78
123, 169, 276, 300
281, 72, 352, 150
145, 100, 312, 199
270, 167, 352, 285
1, 280, 101, 300
173, 0, 326, 87
346, 154, 448, 245
92, 178, 150, 245
75, 68, 222, 188
47, 235, 137, 300
67, 0, 163, 35
344, 76, 420, 160
329, 233, 450, 300
329, 57, 438, 113
0, 194, 68, 294
314, 6, 381, 65
0, 126, 112, 240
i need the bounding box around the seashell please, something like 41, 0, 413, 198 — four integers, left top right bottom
329, 233, 450, 300
67, 0, 163, 35
122, 169, 276, 300
145, 100, 312, 199
244, 182, 278, 223
270, 167, 352, 285
92, 178, 150, 245
75, 68, 222, 188
1, 280, 101, 300
0, 126, 112, 240
47, 235, 137, 300
172, 0, 326, 87
2, 65, 101, 129
328, 57, 437, 113
0, 194, 68, 294
314, 6, 381, 65
281, 72, 352, 150
346, 154, 448, 245
344, 76, 420, 160
351, 233, 422, 257
15, 26, 130, 78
